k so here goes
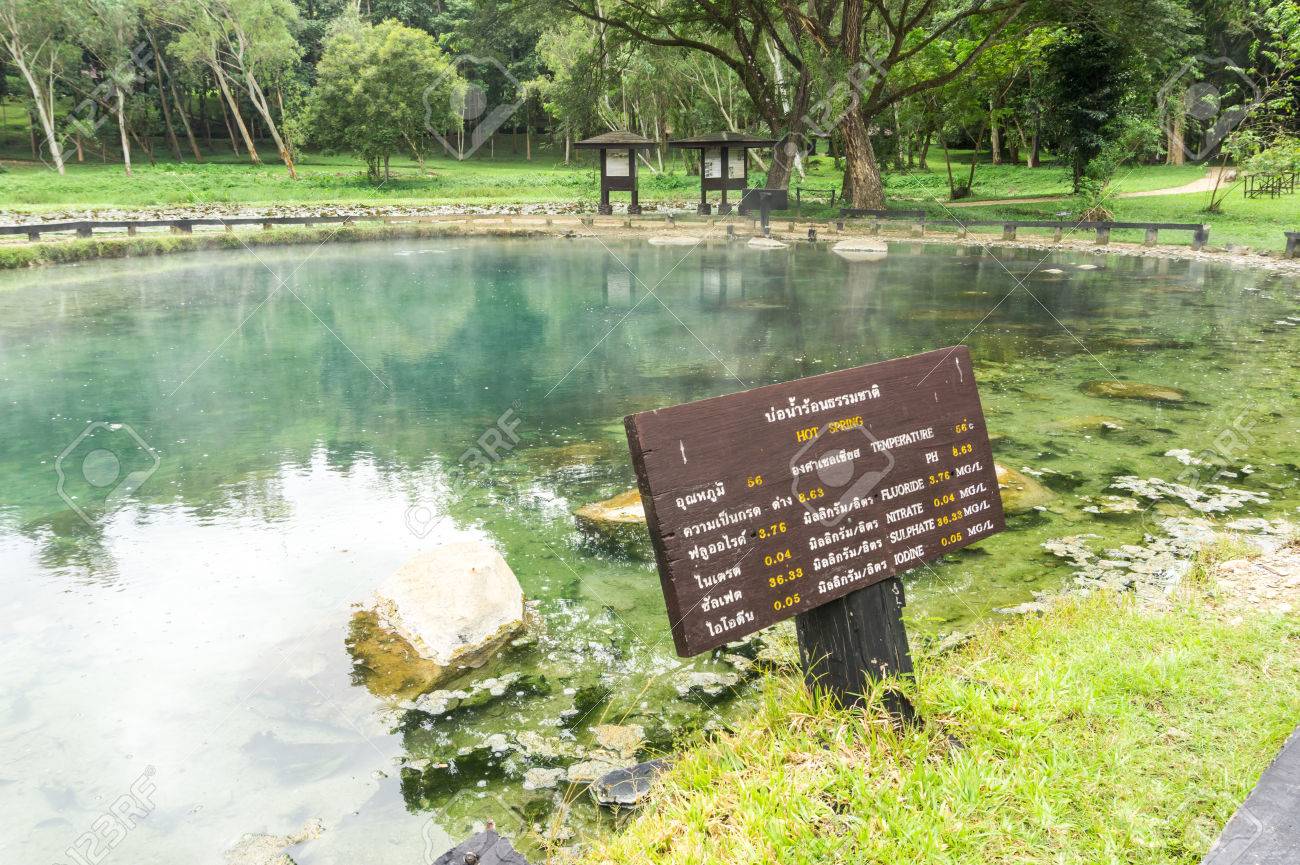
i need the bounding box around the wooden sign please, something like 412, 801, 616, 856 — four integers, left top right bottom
625, 346, 1005, 657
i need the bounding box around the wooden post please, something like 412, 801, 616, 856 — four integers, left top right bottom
718, 146, 731, 215
1002, 224, 1017, 241
1095, 226, 1110, 245
1192, 226, 1209, 251
598, 150, 612, 216
27, 230, 40, 242
1052, 226, 1063, 243
1144, 227, 1159, 247
627, 148, 642, 215
698, 151, 710, 215
76, 224, 93, 238
795, 577, 916, 723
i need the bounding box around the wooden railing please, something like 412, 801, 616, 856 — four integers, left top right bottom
0, 214, 364, 242
837, 208, 1210, 249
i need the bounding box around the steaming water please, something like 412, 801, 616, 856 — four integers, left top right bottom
1, 237, 1296, 863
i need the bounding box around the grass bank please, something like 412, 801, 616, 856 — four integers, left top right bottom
1, 146, 1292, 251
574, 590, 1300, 864
0, 221, 550, 271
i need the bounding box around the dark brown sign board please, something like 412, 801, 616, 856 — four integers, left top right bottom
625, 346, 1006, 657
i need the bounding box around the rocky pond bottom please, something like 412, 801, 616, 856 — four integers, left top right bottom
0, 238, 1296, 863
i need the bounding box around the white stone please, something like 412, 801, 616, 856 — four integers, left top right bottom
748, 236, 788, 249
649, 234, 703, 246
373, 541, 525, 669
831, 238, 888, 262
523, 767, 567, 790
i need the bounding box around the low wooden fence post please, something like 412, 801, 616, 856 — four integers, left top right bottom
795, 577, 916, 723
1145, 228, 1159, 247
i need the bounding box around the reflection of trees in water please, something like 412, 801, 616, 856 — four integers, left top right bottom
0, 240, 1270, 573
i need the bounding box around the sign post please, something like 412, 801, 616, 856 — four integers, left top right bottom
624, 346, 1005, 712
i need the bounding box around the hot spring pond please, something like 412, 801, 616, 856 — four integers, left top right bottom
1, 237, 1297, 863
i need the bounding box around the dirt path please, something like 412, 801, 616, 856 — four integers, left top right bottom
947, 167, 1229, 207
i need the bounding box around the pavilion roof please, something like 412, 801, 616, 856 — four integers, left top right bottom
668, 131, 778, 148
574, 131, 658, 149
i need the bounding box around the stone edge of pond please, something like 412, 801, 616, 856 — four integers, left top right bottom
2, 216, 1298, 275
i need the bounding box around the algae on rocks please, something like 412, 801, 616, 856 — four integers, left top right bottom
348, 541, 527, 697
574, 490, 652, 559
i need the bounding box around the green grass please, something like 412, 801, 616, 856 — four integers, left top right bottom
574, 592, 1300, 865
0, 121, 1294, 250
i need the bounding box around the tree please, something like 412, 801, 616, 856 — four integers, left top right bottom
305, 15, 463, 181
78, 0, 142, 176
0, 0, 75, 173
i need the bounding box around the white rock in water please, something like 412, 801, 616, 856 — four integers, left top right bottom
1041, 268, 1065, 274
748, 236, 788, 249
832, 239, 888, 261
649, 234, 703, 246
373, 541, 525, 669
1076, 264, 1099, 270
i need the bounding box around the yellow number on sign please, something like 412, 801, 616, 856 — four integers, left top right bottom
747, 475, 764, 488
757, 521, 787, 539
772, 594, 801, 611
764, 549, 791, 566
798, 487, 825, 503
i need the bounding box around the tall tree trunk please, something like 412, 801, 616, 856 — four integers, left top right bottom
989, 99, 1002, 165
114, 87, 133, 176
1166, 108, 1184, 165
170, 78, 203, 161
12, 53, 64, 173
918, 131, 931, 170
217, 87, 239, 154
145, 29, 183, 161
244, 69, 294, 177
213, 63, 259, 163
843, 113, 885, 209
1028, 120, 1041, 168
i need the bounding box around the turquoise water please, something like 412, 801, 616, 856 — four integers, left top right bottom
1, 237, 1296, 863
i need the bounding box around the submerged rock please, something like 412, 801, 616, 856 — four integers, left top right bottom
995, 463, 1055, 514
648, 234, 703, 246
748, 236, 788, 249
224, 818, 323, 865
1109, 476, 1269, 513
1054, 415, 1126, 433
355, 542, 525, 695
1079, 380, 1187, 403
523, 767, 567, 790
832, 239, 888, 261
590, 759, 670, 807
592, 724, 646, 760
566, 756, 631, 786
674, 670, 740, 703
574, 490, 651, 558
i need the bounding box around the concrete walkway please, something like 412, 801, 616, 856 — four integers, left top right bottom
1201, 726, 1300, 864
947, 167, 1229, 207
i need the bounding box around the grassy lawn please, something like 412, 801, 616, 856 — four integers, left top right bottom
0, 120, 1293, 250
575, 591, 1300, 865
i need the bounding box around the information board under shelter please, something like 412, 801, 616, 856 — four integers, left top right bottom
625, 346, 1006, 656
